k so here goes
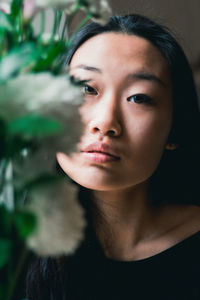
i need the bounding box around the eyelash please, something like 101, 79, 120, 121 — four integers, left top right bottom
82, 84, 153, 105
127, 94, 153, 104
82, 84, 98, 95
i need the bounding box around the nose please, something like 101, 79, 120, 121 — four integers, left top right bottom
88, 93, 122, 138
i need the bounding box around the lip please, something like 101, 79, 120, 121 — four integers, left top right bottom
81, 142, 121, 162
82, 152, 119, 163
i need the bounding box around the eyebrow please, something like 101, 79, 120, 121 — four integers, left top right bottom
75, 64, 102, 73
74, 64, 166, 87
128, 72, 166, 88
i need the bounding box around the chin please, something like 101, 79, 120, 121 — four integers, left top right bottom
69, 170, 124, 191
69, 172, 141, 192
57, 153, 149, 192
70, 176, 118, 191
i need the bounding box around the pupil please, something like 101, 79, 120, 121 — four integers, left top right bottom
85, 85, 94, 94
135, 95, 145, 103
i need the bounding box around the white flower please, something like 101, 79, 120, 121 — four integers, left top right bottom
34, 0, 112, 24
23, 0, 39, 20
0, 72, 82, 119
0, 1, 11, 14
0, 72, 84, 183
84, 0, 112, 25
40, 32, 60, 44
0, 0, 38, 20
0, 160, 14, 210
12, 118, 80, 184
35, 0, 75, 9
26, 180, 86, 256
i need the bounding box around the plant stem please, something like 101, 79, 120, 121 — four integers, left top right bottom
19, 10, 23, 42
56, 10, 63, 36
38, 10, 45, 42
51, 9, 58, 41
0, 31, 4, 57
51, 9, 63, 41
0, 158, 8, 194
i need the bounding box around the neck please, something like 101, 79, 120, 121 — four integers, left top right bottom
90, 181, 163, 260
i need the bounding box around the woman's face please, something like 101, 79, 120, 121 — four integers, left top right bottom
56, 32, 173, 191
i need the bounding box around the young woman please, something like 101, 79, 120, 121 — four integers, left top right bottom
26, 14, 200, 300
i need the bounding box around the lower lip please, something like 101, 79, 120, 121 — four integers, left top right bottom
82, 152, 120, 163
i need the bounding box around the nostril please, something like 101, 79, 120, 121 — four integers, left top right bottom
90, 126, 119, 136
92, 127, 100, 133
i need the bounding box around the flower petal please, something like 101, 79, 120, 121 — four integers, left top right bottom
26, 181, 86, 256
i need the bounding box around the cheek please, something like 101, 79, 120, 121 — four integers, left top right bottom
139, 118, 171, 146
126, 109, 173, 165
118, 115, 172, 186
78, 102, 93, 122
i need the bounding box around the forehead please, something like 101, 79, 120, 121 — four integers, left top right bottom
70, 32, 171, 87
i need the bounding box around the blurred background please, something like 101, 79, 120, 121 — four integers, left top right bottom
111, 0, 200, 101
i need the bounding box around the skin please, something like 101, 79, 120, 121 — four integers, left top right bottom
57, 33, 200, 261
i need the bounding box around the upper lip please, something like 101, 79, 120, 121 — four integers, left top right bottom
81, 142, 121, 159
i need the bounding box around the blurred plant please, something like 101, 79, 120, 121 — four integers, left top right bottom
0, 0, 111, 299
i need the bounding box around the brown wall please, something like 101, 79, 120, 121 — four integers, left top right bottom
111, 0, 200, 64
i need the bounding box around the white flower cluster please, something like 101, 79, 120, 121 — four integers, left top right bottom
0, 72, 87, 256
0, 1, 11, 14
0, 0, 112, 25
84, 0, 112, 24
0, 72, 84, 183
0, 72, 82, 119
27, 180, 87, 256
0, 0, 112, 260
35, 0, 75, 8
34, 0, 112, 24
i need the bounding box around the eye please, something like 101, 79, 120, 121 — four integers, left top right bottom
82, 84, 98, 95
127, 94, 153, 104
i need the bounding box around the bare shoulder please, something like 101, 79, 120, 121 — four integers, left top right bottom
165, 204, 200, 241
148, 204, 200, 259
183, 204, 200, 230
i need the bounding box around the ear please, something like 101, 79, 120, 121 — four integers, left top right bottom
165, 143, 179, 150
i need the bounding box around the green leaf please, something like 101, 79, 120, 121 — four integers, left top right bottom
0, 283, 6, 298
11, 0, 23, 19
0, 43, 40, 83
0, 204, 12, 236
7, 114, 62, 138
33, 42, 66, 71
0, 238, 12, 268
0, 119, 6, 157
14, 210, 37, 239
0, 11, 12, 32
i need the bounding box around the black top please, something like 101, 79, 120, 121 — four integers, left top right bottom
69, 231, 200, 300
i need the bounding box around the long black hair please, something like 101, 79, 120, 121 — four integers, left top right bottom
25, 14, 200, 299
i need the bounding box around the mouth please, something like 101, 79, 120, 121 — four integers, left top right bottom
86, 150, 120, 158
81, 150, 120, 163
81, 142, 121, 163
